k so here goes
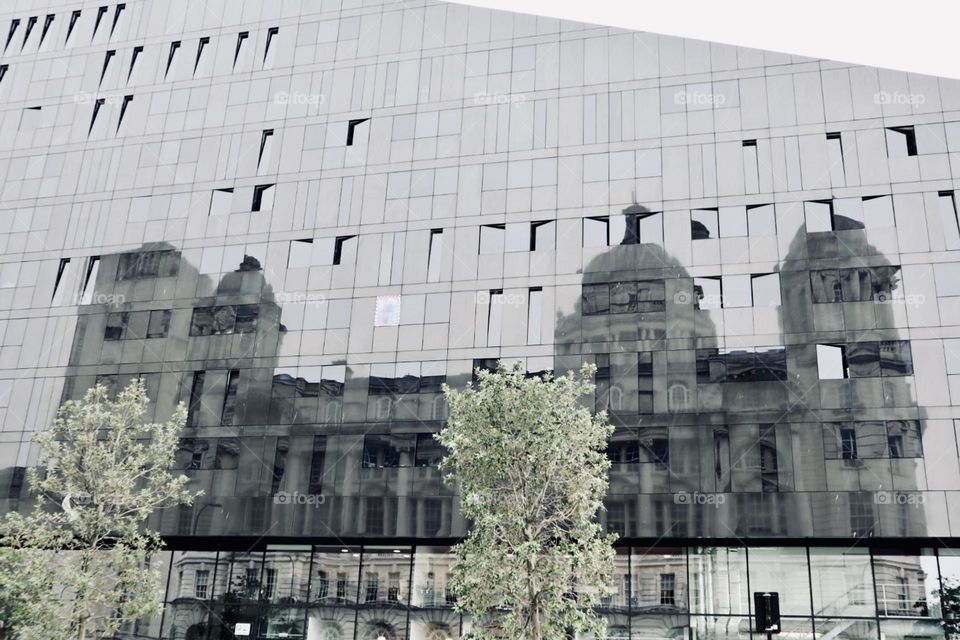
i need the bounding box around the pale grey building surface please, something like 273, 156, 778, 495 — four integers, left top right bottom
1, 0, 960, 638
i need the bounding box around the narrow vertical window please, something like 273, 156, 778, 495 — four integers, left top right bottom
527, 287, 543, 344
79, 256, 100, 304
39, 15, 54, 46
5, 19, 20, 51
938, 191, 960, 250
427, 229, 443, 282
486, 290, 504, 346
165, 41, 181, 78
826, 132, 845, 187
257, 129, 274, 168
264, 26, 279, 65
638, 352, 653, 413
99, 49, 116, 85
117, 95, 133, 132
51, 258, 72, 304
233, 31, 249, 67
110, 4, 126, 37
0, 65, 7, 87
187, 371, 205, 427
759, 424, 778, 492
221, 370, 240, 426
194, 37, 210, 74
271, 437, 288, 494
88, 98, 105, 134
93, 7, 108, 38
21, 17, 36, 50
308, 435, 326, 494
742, 139, 759, 194
66, 10, 81, 44
128, 45, 143, 81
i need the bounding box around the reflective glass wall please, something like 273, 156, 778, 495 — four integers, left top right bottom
141, 544, 960, 640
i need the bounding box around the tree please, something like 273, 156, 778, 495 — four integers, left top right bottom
436, 362, 616, 640
0, 380, 201, 640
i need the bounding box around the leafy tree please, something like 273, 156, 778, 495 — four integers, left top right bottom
436, 362, 616, 640
0, 380, 200, 640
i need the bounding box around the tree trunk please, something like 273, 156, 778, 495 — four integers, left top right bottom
527, 561, 541, 640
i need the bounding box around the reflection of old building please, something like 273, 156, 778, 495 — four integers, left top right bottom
3, 0, 960, 639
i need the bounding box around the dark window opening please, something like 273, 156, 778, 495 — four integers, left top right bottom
128, 45, 143, 81
66, 11, 81, 43
100, 49, 116, 85
221, 370, 240, 426
194, 36, 210, 73
333, 235, 356, 265
887, 125, 918, 157
5, 19, 20, 51
234, 31, 249, 66
308, 436, 326, 494
39, 14, 54, 45
251, 184, 273, 211
529, 220, 555, 251
94, 6, 108, 37
187, 371, 205, 427
89, 98, 105, 134
258, 128, 273, 166
110, 4, 125, 36
346, 118, 369, 146
165, 41, 181, 77
117, 95, 133, 131
264, 26, 279, 61
52, 258, 70, 301
21, 16, 36, 50
0, 65, 7, 86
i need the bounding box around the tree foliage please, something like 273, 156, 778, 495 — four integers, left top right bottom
0, 380, 200, 640
436, 362, 616, 640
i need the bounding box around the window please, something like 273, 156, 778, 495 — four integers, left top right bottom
718, 206, 748, 237
187, 371, 205, 427
209, 188, 233, 215
804, 200, 835, 232
746, 204, 776, 236
833, 195, 895, 229
221, 370, 240, 426
332, 235, 356, 265
527, 287, 543, 344
694, 277, 721, 310
65, 10, 80, 43
264, 568, 277, 600
414, 433, 443, 467
810, 266, 900, 303
127, 45, 143, 81
78, 256, 100, 304
117, 95, 132, 131
39, 14, 53, 47
583, 217, 609, 247
639, 428, 669, 466
530, 220, 555, 251
251, 184, 274, 211
346, 118, 369, 146
234, 31, 249, 67
110, 4, 125, 36
0, 64, 7, 87
104, 312, 128, 340
628, 210, 664, 244
759, 424, 778, 492
264, 27, 279, 66
886, 126, 918, 157
638, 352, 653, 413
696, 347, 788, 383
374, 295, 401, 326
116, 250, 179, 280
164, 41, 181, 78
691, 209, 719, 240
364, 572, 380, 602
817, 344, 848, 379
257, 129, 273, 168
939, 191, 960, 250
486, 290, 504, 346
427, 229, 443, 282
194, 570, 210, 599
479, 224, 505, 254
190, 305, 258, 336
660, 573, 676, 606
817, 341, 912, 379
88, 98, 105, 134
826, 132, 845, 186
742, 140, 759, 193
582, 281, 665, 315
99, 49, 115, 85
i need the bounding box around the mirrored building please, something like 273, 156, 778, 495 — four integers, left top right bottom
1, 0, 960, 638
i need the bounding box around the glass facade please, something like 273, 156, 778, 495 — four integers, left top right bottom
2, 0, 960, 638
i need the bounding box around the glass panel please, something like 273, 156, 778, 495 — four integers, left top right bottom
817, 345, 847, 380
722, 275, 752, 308
878, 618, 945, 640
748, 547, 812, 616
631, 547, 688, 613
751, 274, 781, 307
261, 547, 312, 604
814, 618, 876, 640
695, 278, 722, 310
747, 204, 776, 236
719, 206, 748, 237
479, 225, 505, 254
689, 615, 751, 640
584, 217, 609, 247
809, 548, 876, 618
411, 546, 457, 609
689, 548, 750, 614
873, 551, 939, 618
692, 209, 719, 240
805, 201, 833, 232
